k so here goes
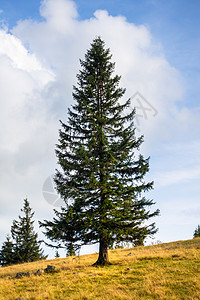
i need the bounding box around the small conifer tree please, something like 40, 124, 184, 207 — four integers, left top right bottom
193, 225, 200, 238
0, 199, 46, 266
55, 250, 60, 258
10, 198, 46, 263
0, 236, 15, 266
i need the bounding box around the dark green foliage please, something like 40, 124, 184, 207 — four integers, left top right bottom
193, 225, 200, 238
55, 250, 60, 258
0, 236, 15, 266
11, 198, 46, 263
0, 199, 46, 266
40, 37, 159, 265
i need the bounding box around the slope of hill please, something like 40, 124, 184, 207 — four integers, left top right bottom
0, 238, 200, 299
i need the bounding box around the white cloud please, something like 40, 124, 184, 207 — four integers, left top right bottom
0, 30, 41, 71
40, 0, 78, 34
0, 29, 55, 152
155, 167, 200, 188
0, 28, 57, 236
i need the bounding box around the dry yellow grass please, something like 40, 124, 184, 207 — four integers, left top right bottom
0, 238, 200, 299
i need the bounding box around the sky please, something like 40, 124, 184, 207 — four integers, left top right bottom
0, 0, 199, 258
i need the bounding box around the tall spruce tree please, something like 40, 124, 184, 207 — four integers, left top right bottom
40, 37, 159, 265
10, 198, 46, 263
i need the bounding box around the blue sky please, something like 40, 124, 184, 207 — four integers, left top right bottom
0, 0, 199, 257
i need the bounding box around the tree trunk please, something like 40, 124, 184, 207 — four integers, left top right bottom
93, 238, 110, 266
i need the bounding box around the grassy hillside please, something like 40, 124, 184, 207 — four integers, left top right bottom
0, 238, 200, 299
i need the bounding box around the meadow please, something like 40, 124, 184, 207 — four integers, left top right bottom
0, 238, 200, 299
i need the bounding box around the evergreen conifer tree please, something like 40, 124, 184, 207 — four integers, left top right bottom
0, 236, 15, 266
193, 225, 200, 238
40, 37, 159, 265
11, 198, 46, 263
55, 250, 60, 258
